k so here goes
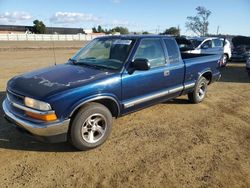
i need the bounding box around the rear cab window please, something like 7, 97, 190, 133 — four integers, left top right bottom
164, 38, 181, 64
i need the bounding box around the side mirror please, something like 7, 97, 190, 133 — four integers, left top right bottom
133, 58, 150, 71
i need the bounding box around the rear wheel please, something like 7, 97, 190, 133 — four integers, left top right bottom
221, 54, 228, 67
69, 102, 113, 150
188, 76, 208, 104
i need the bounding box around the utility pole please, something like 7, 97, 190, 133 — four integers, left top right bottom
156, 25, 160, 34
217, 26, 220, 35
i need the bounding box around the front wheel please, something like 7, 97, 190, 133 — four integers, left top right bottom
69, 102, 113, 150
188, 76, 208, 104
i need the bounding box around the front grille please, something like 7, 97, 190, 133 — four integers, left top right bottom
7, 89, 24, 105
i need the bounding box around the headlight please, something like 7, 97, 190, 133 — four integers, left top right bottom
24, 97, 52, 111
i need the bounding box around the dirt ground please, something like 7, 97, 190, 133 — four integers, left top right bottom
0, 42, 249, 188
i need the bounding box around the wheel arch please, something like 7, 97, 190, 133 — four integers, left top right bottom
198, 70, 212, 85
69, 96, 121, 119
224, 53, 229, 59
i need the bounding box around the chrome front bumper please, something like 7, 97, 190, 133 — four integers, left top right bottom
2, 99, 70, 137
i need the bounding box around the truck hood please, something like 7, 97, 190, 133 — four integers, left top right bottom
7, 64, 116, 99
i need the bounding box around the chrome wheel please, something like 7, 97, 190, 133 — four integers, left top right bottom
197, 82, 206, 100
188, 76, 208, 104
81, 113, 107, 144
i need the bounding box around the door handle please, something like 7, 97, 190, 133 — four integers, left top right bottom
164, 70, 170, 77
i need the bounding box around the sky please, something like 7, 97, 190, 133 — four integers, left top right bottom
0, 0, 249, 36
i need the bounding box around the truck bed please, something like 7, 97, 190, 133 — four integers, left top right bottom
181, 52, 221, 86
181, 52, 216, 59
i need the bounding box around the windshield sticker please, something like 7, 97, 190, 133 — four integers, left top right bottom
113, 39, 132, 45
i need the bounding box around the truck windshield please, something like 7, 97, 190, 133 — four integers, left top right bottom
71, 38, 134, 70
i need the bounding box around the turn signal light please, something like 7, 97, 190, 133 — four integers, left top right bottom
26, 111, 57, 121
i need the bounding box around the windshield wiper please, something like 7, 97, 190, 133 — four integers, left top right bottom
77, 61, 113, 70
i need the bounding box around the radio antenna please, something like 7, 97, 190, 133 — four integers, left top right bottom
51, 23, 57, 66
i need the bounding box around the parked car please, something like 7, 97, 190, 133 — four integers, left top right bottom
176, 37, 231, 67
231, 45, 250, 62
2, 35, 222, 150
175, 37, 194, 51
246, 57, 250, 76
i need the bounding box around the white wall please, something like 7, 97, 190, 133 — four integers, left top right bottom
0, 34, 103, 41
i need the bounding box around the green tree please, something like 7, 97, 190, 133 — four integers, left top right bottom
92, 27, 98, 33
33, 20, 46, 34
161, 27, 180, 36
186, 6, 211, 36
104, 29, 112, 34
142, 31, 150, 34
111, 27, 129, 34
97, 25, 105, 33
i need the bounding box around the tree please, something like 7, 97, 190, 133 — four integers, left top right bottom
104, 29, 112, 34
161, 27, 180, 36
92, 27, 98, 33
185, 6, 211, 36
33, 20, 46, 34
97, 25, 105, 33
142, 31, 150, 34
111, 27, 129, 34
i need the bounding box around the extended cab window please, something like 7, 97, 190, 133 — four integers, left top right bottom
164, 39, 180, 64
134, 39, 165, 68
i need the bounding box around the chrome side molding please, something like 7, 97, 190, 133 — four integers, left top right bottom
123, 83, 196, 108
184, 82, 195, 89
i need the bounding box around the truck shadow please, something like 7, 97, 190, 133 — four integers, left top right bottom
163, 98, 190, 105
0, 91, 76, 152
219, 62, 250, 83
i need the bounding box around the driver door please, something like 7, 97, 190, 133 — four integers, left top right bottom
121, 38, 173, 113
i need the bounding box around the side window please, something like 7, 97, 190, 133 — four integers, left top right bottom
201, 40, 212, 49
164, 39, 180, 64
212, 39, 223, 47
134, 39, 165, 68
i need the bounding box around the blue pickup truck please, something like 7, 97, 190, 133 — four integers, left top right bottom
2, 35, 221, 150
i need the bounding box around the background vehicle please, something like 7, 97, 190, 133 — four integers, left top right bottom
231, 45, 250, 62
246, 57, 250, 76
176, 37, 231, 67
3, 35, 221, 150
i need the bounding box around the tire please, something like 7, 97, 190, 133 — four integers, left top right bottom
188, 76, 208, 104
221, 54, 228, 67
69, 102, 113, 150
